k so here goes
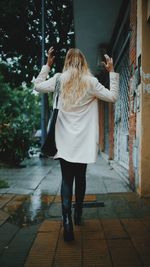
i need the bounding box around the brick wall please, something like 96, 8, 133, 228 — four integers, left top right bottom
130, 0, 137, 69
129, 0, 137, 189
99, 0, 137, 178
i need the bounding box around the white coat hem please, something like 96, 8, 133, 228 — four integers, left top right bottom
53, 153, 98, 164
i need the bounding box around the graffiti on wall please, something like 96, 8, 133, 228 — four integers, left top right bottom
142, 71, 150, 93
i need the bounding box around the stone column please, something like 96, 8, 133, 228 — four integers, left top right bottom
138, 0, 150, 196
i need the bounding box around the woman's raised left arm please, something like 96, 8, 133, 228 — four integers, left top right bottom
34, 64, 57, 93
33, 46, 56, 93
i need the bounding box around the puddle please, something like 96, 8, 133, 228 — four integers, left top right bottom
8, 192, 57, 227
6, 193, 103, 227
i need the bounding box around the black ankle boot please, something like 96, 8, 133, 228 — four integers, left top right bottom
74, 207, 82, 226
63, 214, 74, 241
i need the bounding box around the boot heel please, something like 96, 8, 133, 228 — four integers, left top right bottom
74, 211, 82, 226
63, 215, 74, 242
63, 225, 74, 241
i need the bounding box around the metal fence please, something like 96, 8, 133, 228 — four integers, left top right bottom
114, 46, 130, 167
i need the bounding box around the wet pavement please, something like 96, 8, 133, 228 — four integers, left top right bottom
0, 155, 130, 195
0, 155, 150, 267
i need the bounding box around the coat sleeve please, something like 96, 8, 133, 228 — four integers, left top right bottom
33, 64, 58, 93
91, 72, 119, 103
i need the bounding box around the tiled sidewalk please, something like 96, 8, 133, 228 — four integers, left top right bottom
0, 193, 150, 267
24, 216, 150, 267
0, 157, 150, 267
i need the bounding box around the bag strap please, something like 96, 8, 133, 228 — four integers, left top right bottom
53, 74, 61, 108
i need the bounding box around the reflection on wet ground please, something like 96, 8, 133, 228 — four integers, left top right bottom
7, 192, 59, 227
6, 193, 98, 227
0, 156, 131, 229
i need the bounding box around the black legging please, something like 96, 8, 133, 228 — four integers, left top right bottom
59, 158, 87, 215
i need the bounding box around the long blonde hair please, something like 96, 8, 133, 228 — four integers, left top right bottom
60, 48, 93, 110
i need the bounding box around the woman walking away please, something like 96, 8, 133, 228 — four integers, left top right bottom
34, 47, 119, 242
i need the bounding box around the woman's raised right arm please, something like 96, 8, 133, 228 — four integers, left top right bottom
91, 72, 119, 102
33, 64, 56, 93
91, 54, 119, 102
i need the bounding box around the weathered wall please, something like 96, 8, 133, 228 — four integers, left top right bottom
140, 0, 150, 196
136, 0, 142, 194
129, 0, 137, 190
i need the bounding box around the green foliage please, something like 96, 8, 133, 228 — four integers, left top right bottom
0, 0, 74, 164
0, 0, 74, 86
0, 71, 40, 165
0, 179, 9, 188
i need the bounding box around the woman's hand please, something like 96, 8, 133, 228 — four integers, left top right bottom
102, 54, 114, 72
47, 47, 55, 67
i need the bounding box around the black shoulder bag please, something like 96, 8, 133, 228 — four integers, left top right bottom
41, 75, 61, 157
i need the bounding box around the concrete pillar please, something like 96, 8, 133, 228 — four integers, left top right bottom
138, 0, 150, 196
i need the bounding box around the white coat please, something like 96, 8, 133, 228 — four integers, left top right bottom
34, 64, 119, 164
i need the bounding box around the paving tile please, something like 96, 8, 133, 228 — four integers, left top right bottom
112, 200, 135, 219
13, 194, 29, 202
4, 201, 22, 214
82, 229, 105, 240
129, 201, 150, 218
140, 216, 150, 231
83, 265, 112, 267
83, 239, 112, 267
7, 188, 34, 195
25, 220, 61, 267
83, 207, 98, 219
122, 192, 138, 200
24, 231, 59, 267
82, 219, 101, 231
85, 180, 107, 194
142, 198, 150, 206
0, 222, 19, 255
54, 231, 81, 267
0, 210, 10, 226
2, 194, 28, 214
35, 181, 60, 196
48, 203, 62, 218
78, 219, 105, 239
113, 266, 141, 267
131, 235, 150, 265
101, 219, 128, 239
54, 194, 96, 203
0, 225, 39, 267
96, 197, 119, 219
41, 195, 55, 204
14, 180, 42, 190
108, 239, 142, 266
0, 194, 15, 209
121, 218, 148, 237
104, 180, 129, 193
38, 220, 61, 232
